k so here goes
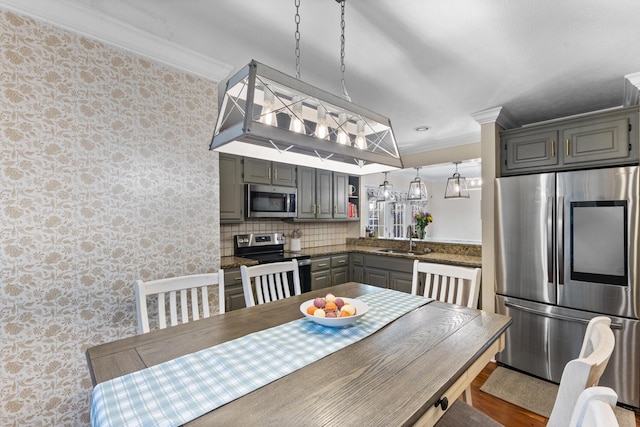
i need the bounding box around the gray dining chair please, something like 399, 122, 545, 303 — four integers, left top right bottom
134, 271, 225, 334
240, 259, 301, 307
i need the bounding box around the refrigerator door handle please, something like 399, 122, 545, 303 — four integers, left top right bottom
557, 196, 565, 285
504, 301, 623, 329
547, 196, 554, 284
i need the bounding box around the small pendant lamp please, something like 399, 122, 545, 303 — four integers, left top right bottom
407, 167, 428, 201
376, 172, 394, 201
444, 161, 470, 199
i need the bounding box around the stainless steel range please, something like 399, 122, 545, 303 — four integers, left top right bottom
234, 233, 312, 293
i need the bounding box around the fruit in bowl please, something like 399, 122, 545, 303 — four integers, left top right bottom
300, 293, 369, 327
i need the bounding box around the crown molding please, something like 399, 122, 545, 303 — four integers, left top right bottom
0, 0, 233, 81
401, 132, 480, 155
623, 72, 640, 107
471, 106, 519, 129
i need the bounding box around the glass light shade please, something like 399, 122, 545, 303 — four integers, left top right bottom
210, 60, 403, 172
407, 167, 428, 201
376, 172, 394, 201
260, 88, 278, 127
289, 95, 304, 133
444, 172, 470, 198
315, 105, 329, 139
355, 120, 366, 149
337, 113, 349, 145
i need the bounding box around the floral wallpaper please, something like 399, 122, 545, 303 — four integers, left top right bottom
0, 9, 220, 426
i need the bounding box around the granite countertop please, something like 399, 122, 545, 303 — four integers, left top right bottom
222, 239, 482, 269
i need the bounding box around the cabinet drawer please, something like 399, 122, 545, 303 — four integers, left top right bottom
331, 254, 349, 268
311, 257, 331, 272
351, 253, 364, 266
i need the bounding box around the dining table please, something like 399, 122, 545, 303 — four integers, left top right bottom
86, 282, 511, 426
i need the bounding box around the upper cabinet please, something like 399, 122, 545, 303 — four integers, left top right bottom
297, 167, 352, 220
501, 106, 639, 176
244, 158, 296, 187
219, 154, 244, 223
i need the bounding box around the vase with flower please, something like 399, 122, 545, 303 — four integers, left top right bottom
414, 211, 433, 239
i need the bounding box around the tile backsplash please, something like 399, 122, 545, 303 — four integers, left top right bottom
221, 220, 348, 256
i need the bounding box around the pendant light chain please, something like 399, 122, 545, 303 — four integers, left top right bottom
294, 0, 301, 80
339, 0, 351, 101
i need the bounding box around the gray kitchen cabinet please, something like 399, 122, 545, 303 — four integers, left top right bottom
364, 267, 390, 288
501, 106, 639, 176
350, 253, 364, 283
310, 254, 349, 291
223, 268, 246, 312
311, 256, 331, 291
363, 254, 415, 293
219, 154, 244, 223
296, 167, 348, 220
244, 158, 296, 186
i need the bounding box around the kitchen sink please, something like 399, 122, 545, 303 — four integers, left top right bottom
373, 248, 419, 256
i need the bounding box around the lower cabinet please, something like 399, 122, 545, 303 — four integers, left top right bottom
363, 254, 414, 294
350, 253, 364, 283
223, 268, 247, 312
311, 254, 349, 291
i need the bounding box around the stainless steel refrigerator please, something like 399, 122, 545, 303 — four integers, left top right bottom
495, 166, 640, 408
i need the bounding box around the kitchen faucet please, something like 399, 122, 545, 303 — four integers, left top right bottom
407, 225, 416, 251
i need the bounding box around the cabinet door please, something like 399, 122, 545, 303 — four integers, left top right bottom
562, 117, 630, 165
390, 271, 414, 294
331, 267, 349, 286
219, 154, 244, 222
311, 271, 331, 291
243, 158, 271, 184
223, 268, 246, 311
365, 267, 389, 288
502, 130, 559, 174
351, 267, 364, 283
316, 169, 334, 219
272, 162, 296, 186
333, 172, 349, 218
297, 166, 316, 218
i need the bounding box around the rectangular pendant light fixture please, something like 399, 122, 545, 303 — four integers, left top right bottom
210, 60, 403, 175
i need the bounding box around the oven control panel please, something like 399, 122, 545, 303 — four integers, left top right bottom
235, 233, 285, 248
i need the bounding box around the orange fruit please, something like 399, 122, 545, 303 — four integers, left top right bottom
339, 311, 352, 317
306, 305, 318, 315
324, 302, 337, 312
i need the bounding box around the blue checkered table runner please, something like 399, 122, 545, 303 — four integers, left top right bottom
91, 289, 431, 427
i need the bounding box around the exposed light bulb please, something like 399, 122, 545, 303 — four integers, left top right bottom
355, 120, 366, 149
315, 105, 329, 139
260, 88, 278, 127
289, 95, 304, 133
337, 113, 348, 145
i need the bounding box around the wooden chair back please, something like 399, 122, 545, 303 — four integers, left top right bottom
547, 316, 616, 427
134, 271, 225, 334
240, 259, 301, 307
569, 386, 619, 427
410, 260, 481, 309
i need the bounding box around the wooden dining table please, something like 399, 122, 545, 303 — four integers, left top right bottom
86, 282, 511, 426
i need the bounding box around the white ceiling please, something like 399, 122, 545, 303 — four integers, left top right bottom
5, 0, 640, 178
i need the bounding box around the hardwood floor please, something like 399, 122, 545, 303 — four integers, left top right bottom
471, 362, 640, 427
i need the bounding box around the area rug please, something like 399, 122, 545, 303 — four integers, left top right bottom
480, 366, 636, 427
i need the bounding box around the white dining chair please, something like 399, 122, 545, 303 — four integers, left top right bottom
240, 259, 301, 307
547, 316, 616, 427
410, 260, 482, 310
411, 260, 482, 404
569, 386, 619, 427
134, 271, 225, 334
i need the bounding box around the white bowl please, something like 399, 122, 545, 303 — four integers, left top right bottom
300, 297, 369, 327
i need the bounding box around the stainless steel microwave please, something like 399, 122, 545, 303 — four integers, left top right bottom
246, 184, 297, 218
